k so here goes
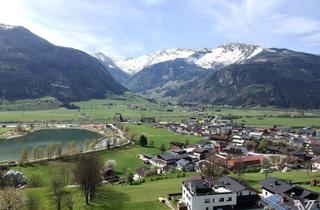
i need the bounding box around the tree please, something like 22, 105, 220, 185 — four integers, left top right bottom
305, 159, 313, 176
257, 139, 269, 152
201, 157, 224, 178
148, 139, 155, 147
20, 148, 28, 165
124, 168, 134, 185
119, 113, 124, 122
32, 146, 39, 162
50, 173, 65, 210
234, 157, 246, 178
261, 158, 271, 178
0, 187, 26, 210
74, 154, 102, 205
184, 139, 190, 146
26, 192, 40, 210
15, 124, 24, 133
139, 135, 148, 147
65, 141, 80, 156
64, 193, 74, 210
159, 144, 166, 153
46, 144, 54, 160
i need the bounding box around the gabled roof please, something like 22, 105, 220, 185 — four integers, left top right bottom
213, 176, 258, 194
260, 177, 294, 194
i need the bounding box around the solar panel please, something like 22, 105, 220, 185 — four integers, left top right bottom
262, 194, 292, 210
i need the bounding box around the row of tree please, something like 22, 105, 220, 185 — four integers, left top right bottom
19, 140, 97, 164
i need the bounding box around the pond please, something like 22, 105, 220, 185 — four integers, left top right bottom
0, 129, 102, 161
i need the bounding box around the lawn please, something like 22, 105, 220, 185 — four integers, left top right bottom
232, 170, 320, 191
235, 117, 320, 127
22, 169, 320, 210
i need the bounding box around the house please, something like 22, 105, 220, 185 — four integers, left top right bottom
3, 170, 27, 187
180, 176, 237, 210
212, 176, 260, 208
192, 148, 209, 160
260, 177, 320, 209
224, 145, 248, 156
176, 159, 195, 171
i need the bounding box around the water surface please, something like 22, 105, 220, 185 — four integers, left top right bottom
0, 129, 102, 161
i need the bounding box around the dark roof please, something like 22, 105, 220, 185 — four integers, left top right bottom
260, 177, 294, 194
224, 145, 248, 154
193, 148, 209, 154
286, 186, 320, 200
213, 176, 257, 194
176, 159, 190, 166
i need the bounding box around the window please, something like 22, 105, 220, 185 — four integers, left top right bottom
212, 198, 215, 203
204, 198, 210, 203
227, 197, 232, 201
219, 198, 224, 202
206, 207, 209, 210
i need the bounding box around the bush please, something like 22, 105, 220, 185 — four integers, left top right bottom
28, 175, 43, 188
246, 167, 261, 173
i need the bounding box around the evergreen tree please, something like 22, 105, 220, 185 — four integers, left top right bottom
139, 135, 148, 147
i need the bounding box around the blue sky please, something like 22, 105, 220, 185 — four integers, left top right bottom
0, 0, 319, 58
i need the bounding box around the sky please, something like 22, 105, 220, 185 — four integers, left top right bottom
0, 0, 319, 59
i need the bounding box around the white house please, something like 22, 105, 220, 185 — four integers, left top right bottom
180, 177, 237, 210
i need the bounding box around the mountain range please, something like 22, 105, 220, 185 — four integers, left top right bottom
96, 43, 320, 109
1, 23, 320, 109
0, 24, 126, 103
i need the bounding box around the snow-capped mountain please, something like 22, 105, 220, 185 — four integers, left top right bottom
115, 43, 263, 75
92, 52, 119, 70
0, 23, 18, 30
115, 48, 195, 75
92, 52, 129, 83
189, 43, 263, 69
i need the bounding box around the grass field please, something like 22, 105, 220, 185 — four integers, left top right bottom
1, 96, 320, 127
0, 96, 193, 123
235, 117, 320, 127
21, 169, 320, 210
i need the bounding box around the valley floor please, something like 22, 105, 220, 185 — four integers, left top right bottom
6, 124, 320, 210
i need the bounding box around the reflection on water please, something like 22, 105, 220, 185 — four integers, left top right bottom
0, 129, 102, 161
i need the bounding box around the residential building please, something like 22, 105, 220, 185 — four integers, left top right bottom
180, 176, 237, 210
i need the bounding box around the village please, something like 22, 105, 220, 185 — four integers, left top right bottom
1, 114, 320, 210
133, 116, 320, 210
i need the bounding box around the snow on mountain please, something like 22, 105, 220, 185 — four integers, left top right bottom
190, 43, 263, 69
0, 24, 18, 30
92, 52, 118, 69
115, 48, 195, 75
115, 43, 264, 75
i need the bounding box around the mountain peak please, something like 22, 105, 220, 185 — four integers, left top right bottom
0, 23, 20, 30
116, 43, 265, 74
219, 42, 262, 49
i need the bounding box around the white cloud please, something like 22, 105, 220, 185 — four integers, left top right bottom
190, 0, 320, 46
